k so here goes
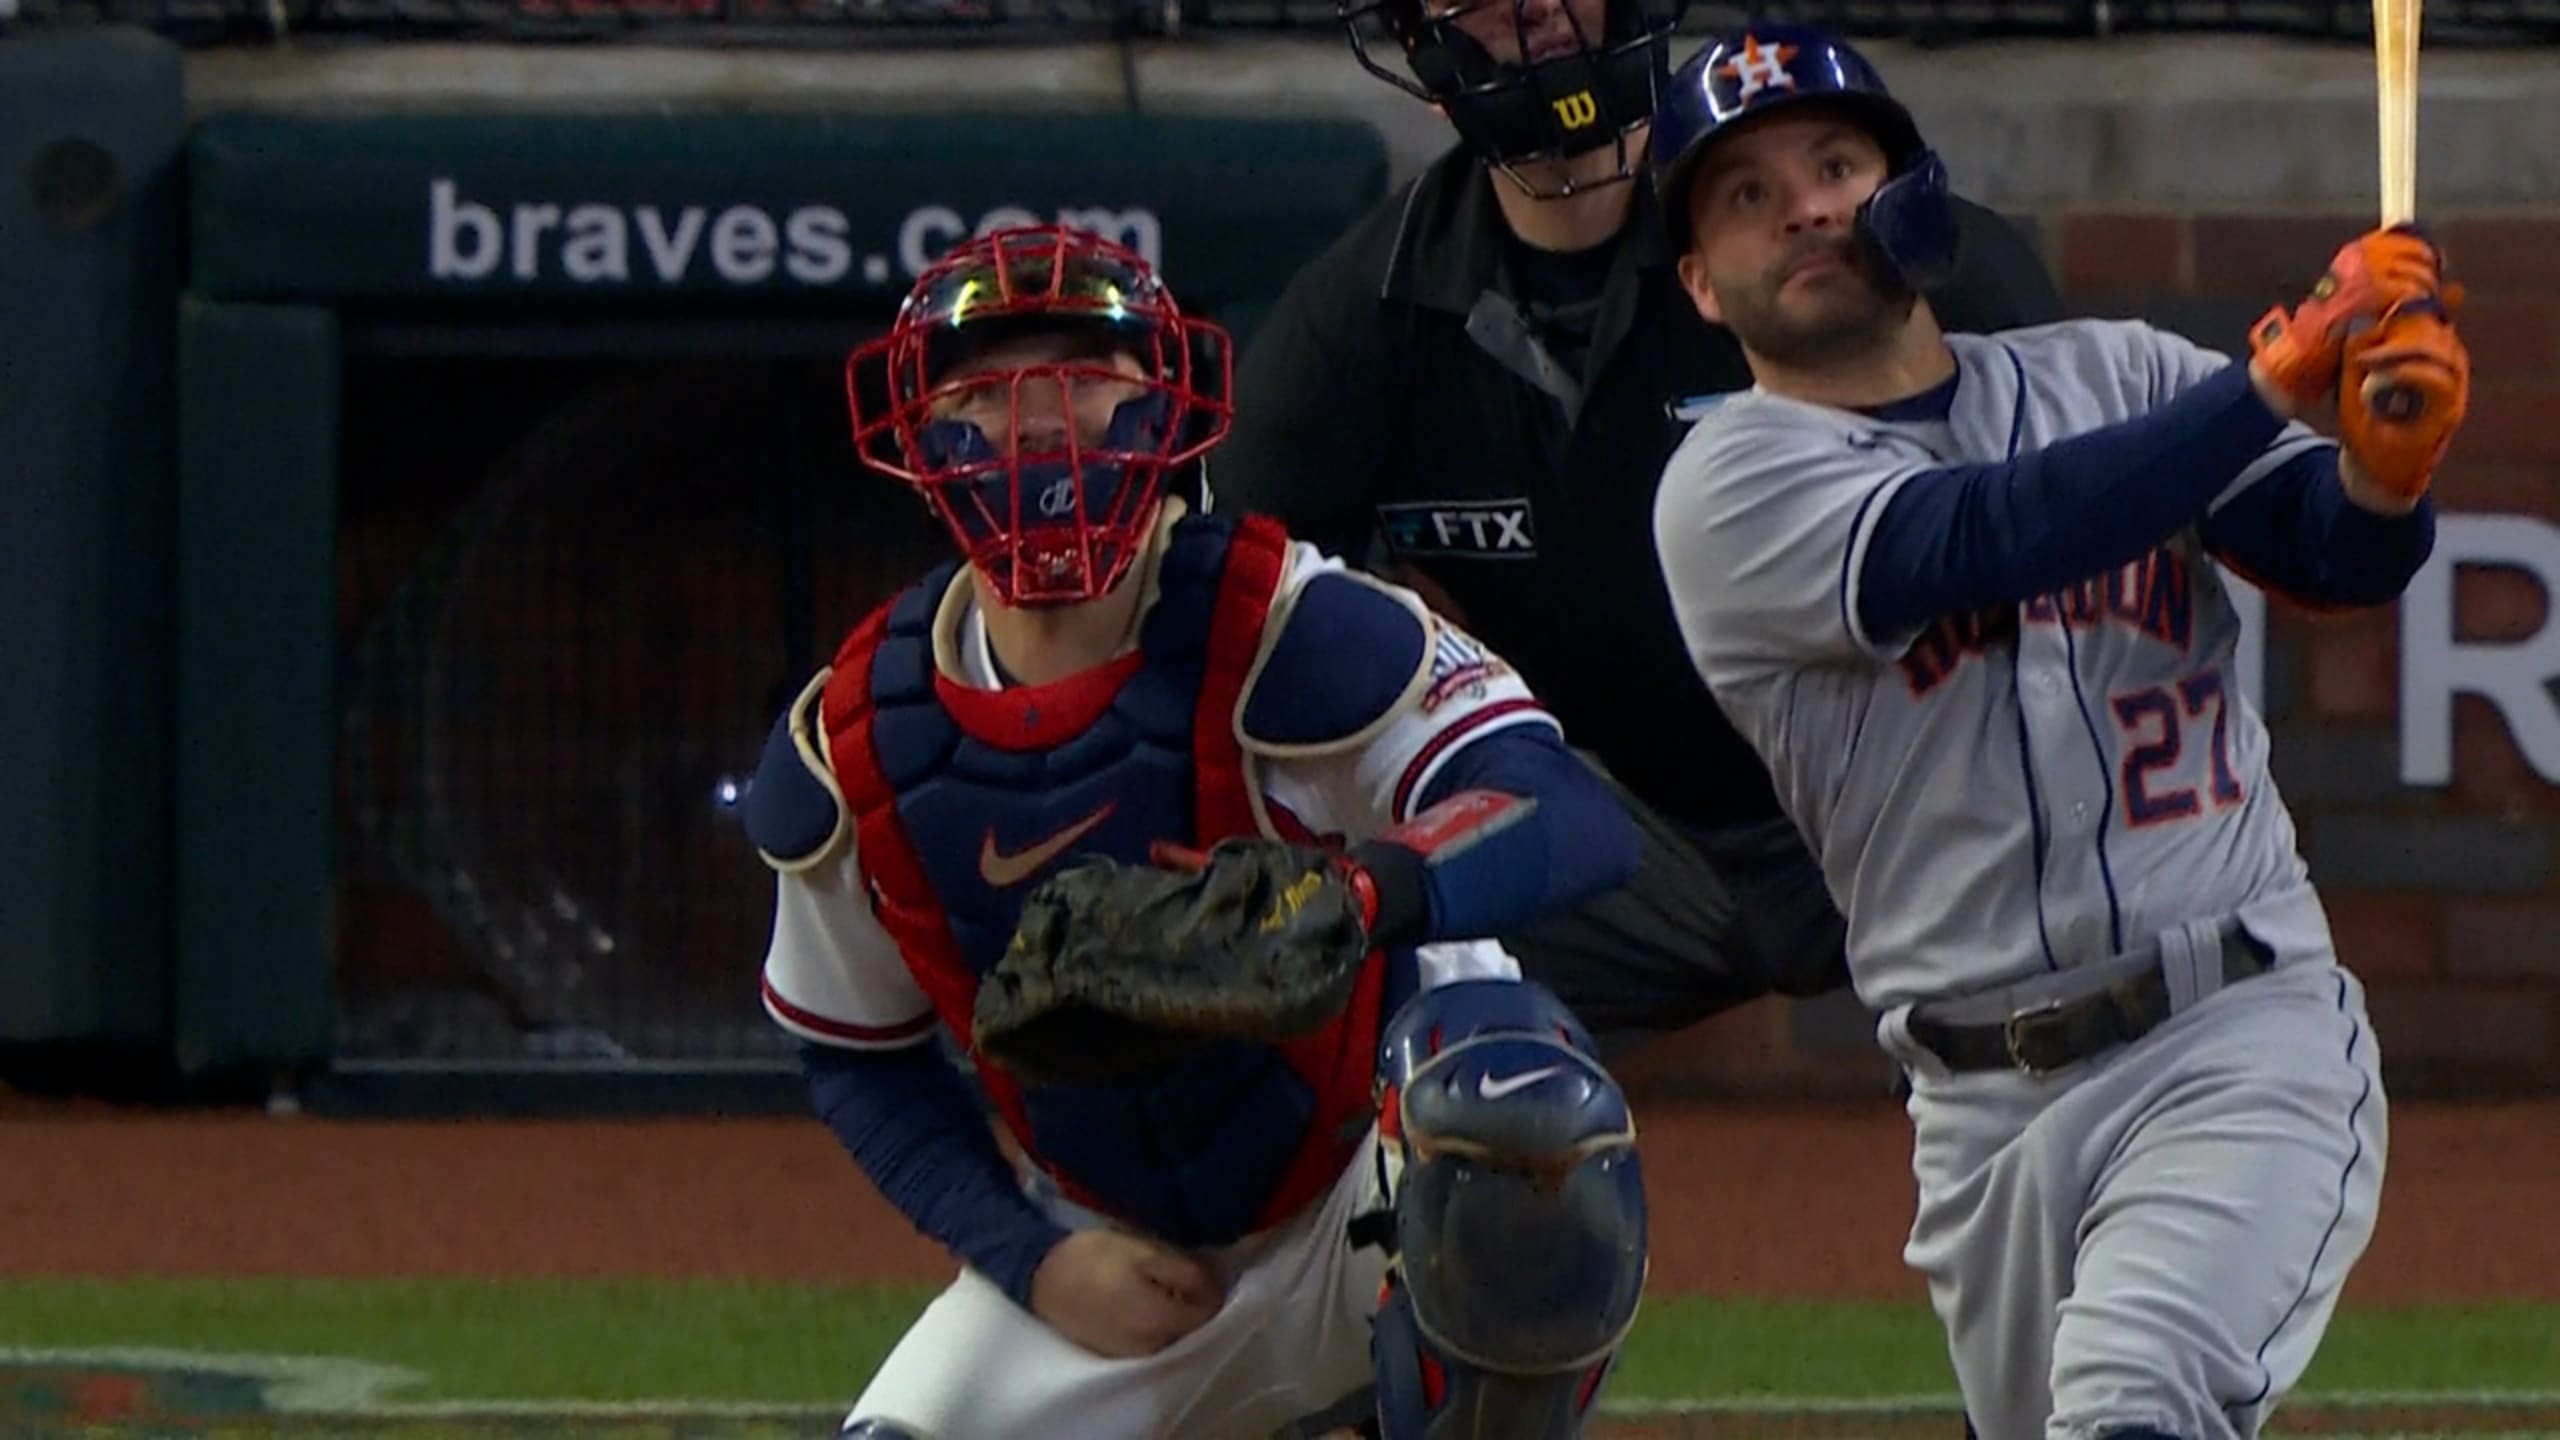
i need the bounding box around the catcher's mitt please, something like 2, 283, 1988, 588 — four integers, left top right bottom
2249, 224, 2453, 407
972, 837, 1376, 1088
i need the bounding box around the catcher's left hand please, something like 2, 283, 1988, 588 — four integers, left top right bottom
971, 837, 1376, 1088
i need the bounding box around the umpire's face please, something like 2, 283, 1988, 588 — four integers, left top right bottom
1674, 110, 1915, 368
1433, 0, 1610, 67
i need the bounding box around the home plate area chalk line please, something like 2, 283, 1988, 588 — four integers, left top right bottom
6, 1350, 2560, 1438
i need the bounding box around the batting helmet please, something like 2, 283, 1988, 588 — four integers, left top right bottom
845, 224, 1233, 609
1648, 25, 1958, 292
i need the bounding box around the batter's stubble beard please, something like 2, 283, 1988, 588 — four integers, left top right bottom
1721, 241, 1919, 370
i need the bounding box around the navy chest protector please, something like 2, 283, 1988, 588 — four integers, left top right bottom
818, 514, 1390, 1248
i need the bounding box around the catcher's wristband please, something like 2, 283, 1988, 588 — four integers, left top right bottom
1342, 843, 1426, 953
1347, 789, 1541, 953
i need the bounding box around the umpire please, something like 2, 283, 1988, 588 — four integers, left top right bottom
1212, 5, 2069, 1056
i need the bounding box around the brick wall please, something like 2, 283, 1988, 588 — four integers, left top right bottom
1622, 211, 2560, 1103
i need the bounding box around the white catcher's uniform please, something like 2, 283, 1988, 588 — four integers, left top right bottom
1654, 322, 2387, 1440
762, 528, 1556, 1440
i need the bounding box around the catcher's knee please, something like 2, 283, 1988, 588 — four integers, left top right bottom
1371, 979, 1647, 1439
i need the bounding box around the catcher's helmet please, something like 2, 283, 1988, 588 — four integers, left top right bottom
846, 225, 1233, 608
1339, 0, 1690, 199
1649, 25, 1958, 292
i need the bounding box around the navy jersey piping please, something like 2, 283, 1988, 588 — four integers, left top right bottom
1998, 344, 2061, 972
2240, 968, 2375, 1408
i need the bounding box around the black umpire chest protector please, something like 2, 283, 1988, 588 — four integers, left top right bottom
1364, 176, 1776, 829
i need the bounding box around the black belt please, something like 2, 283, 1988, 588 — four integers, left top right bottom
1907, 929, 2275, 1076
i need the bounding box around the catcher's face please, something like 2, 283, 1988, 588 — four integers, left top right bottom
914, 329, 1173, 607
928, 332, 1151, 453
1675, 111, 1915, 367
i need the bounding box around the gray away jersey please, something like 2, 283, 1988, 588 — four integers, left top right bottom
1656, 320, 2340, 1010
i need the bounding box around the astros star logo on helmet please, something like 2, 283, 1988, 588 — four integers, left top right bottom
1717, 35, 1799, 102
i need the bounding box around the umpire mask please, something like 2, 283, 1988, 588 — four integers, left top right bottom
1340, 0, 1690, 199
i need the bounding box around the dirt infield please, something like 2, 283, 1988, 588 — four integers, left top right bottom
2, 1096, 2555, 1303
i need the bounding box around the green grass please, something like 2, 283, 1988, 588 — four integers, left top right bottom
0, 1280, 2554, 1406
0, 1279, 920, 1404
1618, 1298, 2560, 1399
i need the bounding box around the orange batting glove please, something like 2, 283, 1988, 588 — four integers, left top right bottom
2338, 293, 2470, 507
2249, 223, 2458, 409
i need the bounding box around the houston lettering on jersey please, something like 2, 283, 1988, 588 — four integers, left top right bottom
1899, 606, 2019, 696
1900, 546, 2195, 697
2021, 546, 2193, 650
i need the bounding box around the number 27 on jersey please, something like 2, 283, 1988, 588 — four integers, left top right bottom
2111, 665, 2244, 828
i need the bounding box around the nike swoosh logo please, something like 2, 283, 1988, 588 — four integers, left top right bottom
1475, 1065, 1565, 1101
979, 803, 1116, 889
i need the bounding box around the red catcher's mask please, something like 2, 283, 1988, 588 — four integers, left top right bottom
847, 225, 1234, 608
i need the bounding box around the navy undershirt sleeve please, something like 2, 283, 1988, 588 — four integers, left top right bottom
1351, 723, 1640, 948
2199, 445, 2437, 607
799, 1040, 1068, 1310
1856, 364, 2286, 640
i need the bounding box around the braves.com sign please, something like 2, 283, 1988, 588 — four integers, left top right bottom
424, 178, 1162, 289
2225, 513, 2560, 786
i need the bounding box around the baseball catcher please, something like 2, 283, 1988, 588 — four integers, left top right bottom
745, 223, 1649, 1440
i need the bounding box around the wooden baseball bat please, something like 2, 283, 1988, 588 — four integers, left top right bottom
2371, 0, 2428, 419
2376, 0, 2419, 226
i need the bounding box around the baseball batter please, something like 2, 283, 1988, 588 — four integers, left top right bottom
744, 224, 1651, 1440
1641, 27, 2472, 1440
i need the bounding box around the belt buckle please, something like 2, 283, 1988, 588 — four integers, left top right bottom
2003, 999, 2071, 1076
